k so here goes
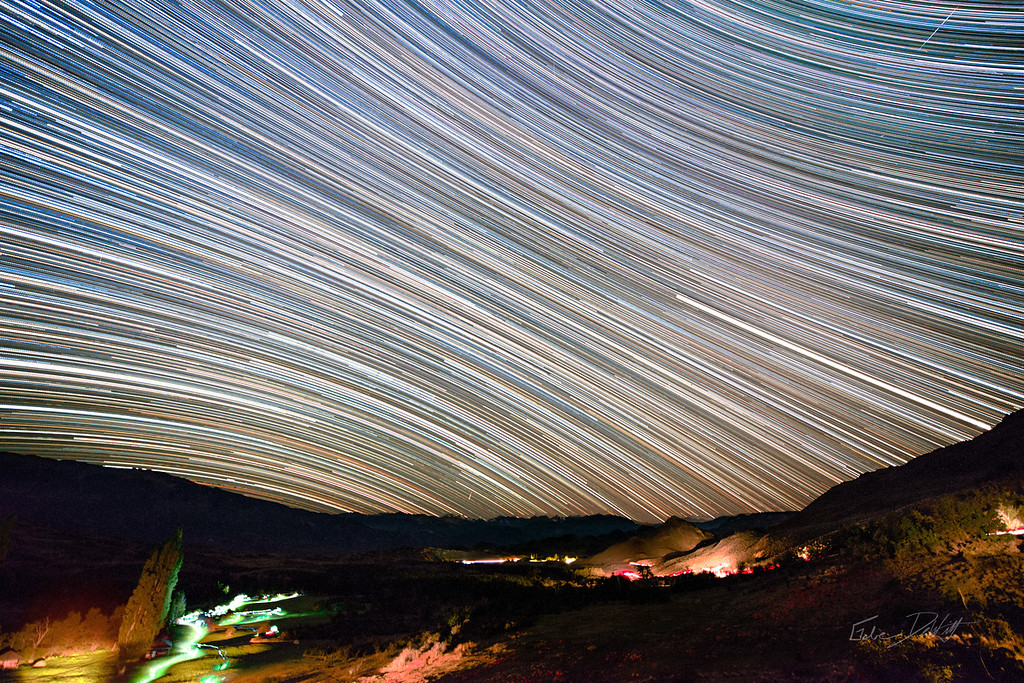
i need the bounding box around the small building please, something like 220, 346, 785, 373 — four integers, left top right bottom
145, 636, 173, 660
0, 648, 21, 670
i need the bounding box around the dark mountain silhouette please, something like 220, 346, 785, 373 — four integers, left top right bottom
771, 408, 1024, 543
2, 409, 1019, 567
0, 451, 640, 554
584, 409, 1024, 575
692, 511, 796, 535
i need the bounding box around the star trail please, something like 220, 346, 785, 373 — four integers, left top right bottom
1, 0, 1021, 523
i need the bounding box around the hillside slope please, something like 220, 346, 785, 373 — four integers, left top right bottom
772, 409, 1024, 543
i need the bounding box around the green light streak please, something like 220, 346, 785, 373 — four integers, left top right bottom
131, 620, 207, 683
130, 592, 303, 682
219, 606, 285, 626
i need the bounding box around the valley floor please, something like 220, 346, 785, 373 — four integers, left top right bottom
437, 564, 895, 682
4, 525, 1024, 682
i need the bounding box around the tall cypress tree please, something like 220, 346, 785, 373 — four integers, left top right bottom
117, 528, 183, 662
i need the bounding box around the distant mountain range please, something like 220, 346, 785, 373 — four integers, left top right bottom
3, 408, 1020, 566
0, 451, 641, 553
691, 511, 796, 535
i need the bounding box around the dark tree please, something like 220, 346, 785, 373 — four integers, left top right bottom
117, 529, 183, 662
168, 589, 187, 624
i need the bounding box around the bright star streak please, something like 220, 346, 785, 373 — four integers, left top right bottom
1, 0, 1021, 523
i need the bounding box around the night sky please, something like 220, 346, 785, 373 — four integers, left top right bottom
1, 0, 1021, 523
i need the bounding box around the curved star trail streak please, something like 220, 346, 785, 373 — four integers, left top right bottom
1, 0, 1021, 522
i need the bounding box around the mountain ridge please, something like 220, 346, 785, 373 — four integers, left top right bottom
771, 408, 1024, 543
0, 450, 641, 553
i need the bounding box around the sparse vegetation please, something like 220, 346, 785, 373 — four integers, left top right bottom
832, 480, 1024, 562
0, 606, 122, 661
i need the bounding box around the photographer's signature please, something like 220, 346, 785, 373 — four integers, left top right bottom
850, 613, 974, 649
